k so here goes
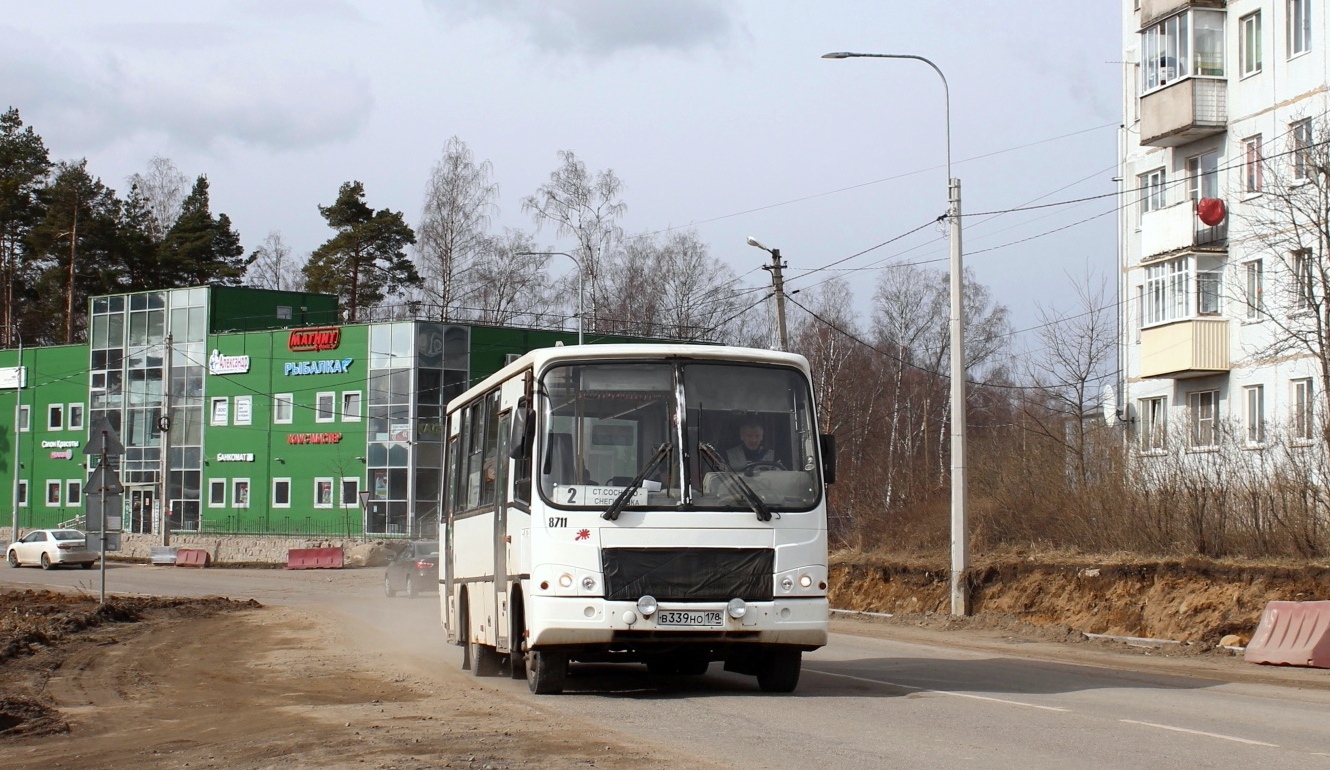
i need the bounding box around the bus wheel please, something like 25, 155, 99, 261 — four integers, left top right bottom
756, 648, 802, 693
526, 649, 567, 694
471, 639, 503, 677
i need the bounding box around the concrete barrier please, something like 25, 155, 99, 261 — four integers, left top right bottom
174, 548, 211, 568
286, 547, 344, 570
1244, 600, 1330, 668
150, 545, 178, 565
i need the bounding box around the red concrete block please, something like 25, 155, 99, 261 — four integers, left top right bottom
1245, 600, 1330, 668
286, 547, 344, 570
174, 548, 210, 568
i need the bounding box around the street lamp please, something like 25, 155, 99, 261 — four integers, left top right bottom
745, 237, 790, 352
518, 251, 583, 345
5, 329, 21, 545
823, 51, 969, 616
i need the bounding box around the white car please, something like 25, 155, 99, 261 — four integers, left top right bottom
6, 529, 98, 569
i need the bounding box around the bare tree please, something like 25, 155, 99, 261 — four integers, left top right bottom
416, 137, 498, 321
1237, 117, 1330, 453
521, 150, 626, 331
246, 230, 304, 291
1020, 271, 1117, 487
465, 229, 553, 327
599, 229, 743, 341
127, 155, 188, 242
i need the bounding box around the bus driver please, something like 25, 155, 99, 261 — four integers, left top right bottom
726, 420, 776, 471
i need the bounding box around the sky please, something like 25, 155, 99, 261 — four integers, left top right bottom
3, 1, 1123, 348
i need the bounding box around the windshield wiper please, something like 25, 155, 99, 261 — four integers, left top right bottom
603, 443, 672, 521
697, 442, 772, 522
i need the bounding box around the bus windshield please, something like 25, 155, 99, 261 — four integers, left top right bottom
538, 360, 821, 512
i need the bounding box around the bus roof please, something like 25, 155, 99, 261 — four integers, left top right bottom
447, 343, 811, 414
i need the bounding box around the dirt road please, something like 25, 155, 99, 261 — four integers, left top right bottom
2, 589, 728, 770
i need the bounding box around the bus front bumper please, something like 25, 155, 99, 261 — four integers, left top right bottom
525, 595, 828, 649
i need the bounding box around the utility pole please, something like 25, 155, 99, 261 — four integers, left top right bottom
747, 237, 790, 352
10, 330, 22, 545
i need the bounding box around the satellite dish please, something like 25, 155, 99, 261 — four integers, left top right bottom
1101, 384, 1118, 427
1197, 197, 1227, 226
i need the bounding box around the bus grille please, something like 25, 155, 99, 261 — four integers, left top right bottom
602, 547, 774, 602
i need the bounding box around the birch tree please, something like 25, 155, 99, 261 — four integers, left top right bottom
416, 137, 497, 321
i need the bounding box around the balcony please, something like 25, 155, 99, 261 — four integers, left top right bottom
1140, 78, 1227, 147
1140, 318, 1230, 379
1140, 0, 1226, 27
1140, 200, 1227, 259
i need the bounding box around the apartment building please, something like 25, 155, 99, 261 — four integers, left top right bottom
1120, 0, 1328, 452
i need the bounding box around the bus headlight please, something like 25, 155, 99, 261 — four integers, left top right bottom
727, 598, 747, 619
558, 573, 573, 588
799, 574, 813, 588
581, 575, 597, 592
636, 595, 658, 617
780, 576, 794, 592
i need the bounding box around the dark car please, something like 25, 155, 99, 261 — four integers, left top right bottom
383, 540, 439, 598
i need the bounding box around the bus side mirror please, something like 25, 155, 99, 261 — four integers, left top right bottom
819, 434, 836, 485
509, 401, 534, 460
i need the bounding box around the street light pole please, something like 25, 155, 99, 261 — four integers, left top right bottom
823, 51, 969, 616
518, 251, 583, 345
745, 237, 790, 352
8, 329, 21, 545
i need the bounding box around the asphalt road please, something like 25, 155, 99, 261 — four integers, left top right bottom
6, 562, 1330, 769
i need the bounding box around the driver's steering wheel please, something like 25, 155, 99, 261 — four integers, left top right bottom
742, 460, 785, 477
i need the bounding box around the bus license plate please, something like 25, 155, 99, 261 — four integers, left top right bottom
655, 610, 724, 627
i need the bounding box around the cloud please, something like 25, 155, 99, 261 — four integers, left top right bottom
431, 0, 740, 56
0, 24, 372, 154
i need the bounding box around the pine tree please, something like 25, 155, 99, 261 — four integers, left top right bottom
304, 181, 419, 322
0, 107, 51, 346
157, 175, 246, 287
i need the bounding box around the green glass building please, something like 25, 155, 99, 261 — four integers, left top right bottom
0, 286, 651, 539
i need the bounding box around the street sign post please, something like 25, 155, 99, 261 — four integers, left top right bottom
82, 418, 125, 604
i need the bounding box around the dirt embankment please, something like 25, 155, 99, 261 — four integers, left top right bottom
831, 554, 1330, 643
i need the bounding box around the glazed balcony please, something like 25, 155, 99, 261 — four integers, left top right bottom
1140, 0, 1226, 26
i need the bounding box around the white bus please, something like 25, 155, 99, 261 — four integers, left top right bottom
441, 344, 834, 694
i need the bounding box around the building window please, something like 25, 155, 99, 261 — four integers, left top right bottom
1244, 135, 1263, 193
17, 480, 27, 507
1188, 390, 1219, 448
66, 480, 81, 506
232, 479, 250, 509
272, 478, 291, 508
1244, 385, 1265, 444
1294, 249, 1315, 310
209, 479, 226, 507
1292, 378, 1315, 440
315, 478, 334, 508
1186, 151, 1219, 200
45, 480, 60, 506
1240, 12, 1262, 76
315, 392, 335, 423
68, 403, 84, 431
276, 305, 292, 320
1289, 0, 1312, 56
209, 397, 229, 426
341, 477, 359, 507
1245, 260, 1264, 319
1197, 271, 1221, 315
341, 391, 362, 422
1140, 168, 1167, 214
233, 395, 252, 426
1140, 396, 1168, 451
1140, 10, 1226, 92
1291, 119, 1313, 180
17, 405, 29, 432
1144, 258, 1191, 324
47, 404, 63, 431
273, 393, 293, 424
